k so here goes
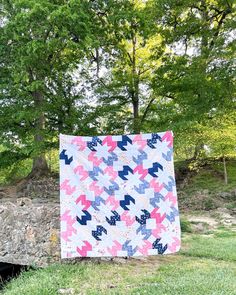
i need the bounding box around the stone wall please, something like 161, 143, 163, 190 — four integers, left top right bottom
0, 197, 60, 267
0, 178, 61, 267
1, 176, 235, 267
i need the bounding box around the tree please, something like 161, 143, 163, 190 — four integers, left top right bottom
0, 0, 93, 176
142, 0, 236, 163
0, 0, 235, 181
83, 0, 164, 134
149, 0, 235, 120
86, 0, 235, 137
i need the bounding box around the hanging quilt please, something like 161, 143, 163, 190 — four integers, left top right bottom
60, 131, 181, 258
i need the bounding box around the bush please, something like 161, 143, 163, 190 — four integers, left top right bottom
180, 218, 192, 233
202, 197, 216, 210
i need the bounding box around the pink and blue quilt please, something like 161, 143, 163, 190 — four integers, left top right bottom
60, 131, 181, 258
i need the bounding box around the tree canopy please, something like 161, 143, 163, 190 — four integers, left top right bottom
0, 0, 235, 179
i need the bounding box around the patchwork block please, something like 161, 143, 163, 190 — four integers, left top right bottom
60, 131, 181, 258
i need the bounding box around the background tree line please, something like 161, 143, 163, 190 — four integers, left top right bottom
0, 0, 235, 182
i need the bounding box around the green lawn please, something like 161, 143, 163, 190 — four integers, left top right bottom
181, 229, 236, 262
2, 228, 236, 295
182, 161, 236, 196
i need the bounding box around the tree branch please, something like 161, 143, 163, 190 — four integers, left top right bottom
140, 97, 156, 125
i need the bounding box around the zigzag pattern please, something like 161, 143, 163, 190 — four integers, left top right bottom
133, 165, 148, 179
136, 224, 152, 240
150, 179, 164, 192
88, 166, 104, 181
60, 149, 73, 165
134, 179, 150, 194
61, 210, 76, 242
76, 241, 92, 256
136, 209, 151, 225
152, 238, 168, 254
151, 208, 166, 224
122, 240, 138, 256
118, 165, 133, 180
89, 181, 104, 195
75, 195, 91, 210
60, 131, 180, 258
88, 151, 103, 166
133, 134, 147, 149
147, 133, 162, 149
92, 225, 107, 241
121, 211, 136, 226
71, 137, 86, 150
165, 176, 176, 192
132, 150, 147, 165
103, 152, 118, 166
60, 179, 76, 195
102, 136, 117, 152
76, 210, 92, 225
104, 180, 119, 195
74, 165, 88, 180
104, 166, 118, 180
87, 136, 102, 151
148, 162, 163, 177
150, 192, 165, 208
91, 196, 106, 211
162, 150, 172, 161
117, 135, 132, 151
106, 211, 120, 226
106, 196, 119, 210
120, 195, 135, 210
165, 192, 177, 206
107, 240, 122, 256
162, 131, 173, 148
166, 207, 179, 222
168, 237, 181, 252
138, 240, 152, 255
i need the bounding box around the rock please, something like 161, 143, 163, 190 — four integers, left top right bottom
0, 198, 60, 267
193, 222, 206, 233
0, 192, 7, 198
202, 189, 209, 196
16, 198, 32, 206
231, 208, 236, 215
218, 192, 232, 199
58, 288, 75, 294
108, 284, 117, 289
112, 257, 128, 264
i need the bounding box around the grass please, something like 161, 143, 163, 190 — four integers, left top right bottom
2, 228, 236, 295
180, 218, 193, 233
182, 161, 236, 196
181, 229, 236, 262
178, 160, 236, 211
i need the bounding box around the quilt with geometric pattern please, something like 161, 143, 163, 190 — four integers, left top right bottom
59, 131, 181, 258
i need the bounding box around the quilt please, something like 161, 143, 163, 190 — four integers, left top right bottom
60, 131, 181, 258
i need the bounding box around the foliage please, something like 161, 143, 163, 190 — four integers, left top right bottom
180, 218, 193, 233
0, 0, 235, 177
0, 0, 95, 172
182, 160, 236, 195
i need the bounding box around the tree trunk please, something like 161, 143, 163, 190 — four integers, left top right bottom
223, 156, 228, 185
193, 143, 204, 160
31, 154, 49, 177
133, 99, 140, 134
28, 89, 49, 178
131, 28, 140, 134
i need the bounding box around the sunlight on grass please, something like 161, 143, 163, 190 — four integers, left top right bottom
2, 256, 236, 295
3, 227, 236, 295
181, 230, 236, 262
